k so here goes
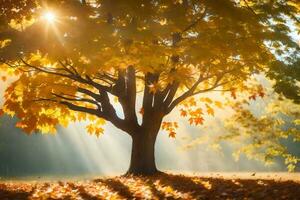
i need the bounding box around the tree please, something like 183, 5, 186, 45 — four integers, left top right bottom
220, 90, 300, 172
0, 0, 299, 174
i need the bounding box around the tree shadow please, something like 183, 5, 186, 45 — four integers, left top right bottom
94, 178, 134, 199
143, 178, 167, 200
0, 183, 34, 200
0, 173, 299, 199
0, 189, 31, 200
148, 172, 213, 199
148, 173, 300, 199
67, 182, 102, 200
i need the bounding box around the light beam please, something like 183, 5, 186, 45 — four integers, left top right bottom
43, 11, 56, 23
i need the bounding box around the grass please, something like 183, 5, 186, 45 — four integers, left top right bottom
0, 172, 299, 199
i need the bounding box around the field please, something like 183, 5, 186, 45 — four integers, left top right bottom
0, 172, 299, 199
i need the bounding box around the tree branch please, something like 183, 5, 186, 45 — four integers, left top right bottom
165, 68, 238, 114
242, 0, 263, 21
119, 66, 138, 124
17, 59, 136, 134
182, 9, 207, 33
141, 72, 159, 127
51, 92, 98, 106
163, 82, 180, 108
61, 101, 100, 116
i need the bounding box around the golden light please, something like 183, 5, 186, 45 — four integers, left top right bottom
43, 11, 56, 23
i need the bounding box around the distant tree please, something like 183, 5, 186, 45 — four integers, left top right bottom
220, 93, 300, 172
0, 0, 299, 174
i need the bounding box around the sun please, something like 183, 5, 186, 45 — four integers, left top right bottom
43, 11, 56, 23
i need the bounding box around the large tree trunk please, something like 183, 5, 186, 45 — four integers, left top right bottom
127, 130, 159, 175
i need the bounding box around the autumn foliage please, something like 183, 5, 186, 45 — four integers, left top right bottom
0, 173, 300, 199
0, 0, 299, 174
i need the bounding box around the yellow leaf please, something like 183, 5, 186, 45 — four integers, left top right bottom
88, 115, 96, 121
95, 127, 104, 137
86, 124, 94, 135
96, 118, 106, 126
294, 119, 300, 125
214, 101, 223, 108
200, 97, 213, 104
206, 104, 214, 116
77, 112, 87, 121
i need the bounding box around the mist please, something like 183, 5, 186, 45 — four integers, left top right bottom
1, 113, 296, 178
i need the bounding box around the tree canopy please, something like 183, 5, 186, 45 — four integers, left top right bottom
0, 0, 299, 174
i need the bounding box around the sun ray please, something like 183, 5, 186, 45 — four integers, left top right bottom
43, 11, 56, 23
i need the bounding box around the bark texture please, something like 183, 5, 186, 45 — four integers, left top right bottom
127, 131, 158, 174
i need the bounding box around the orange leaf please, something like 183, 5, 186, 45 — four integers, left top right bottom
169, 131, 176, 138
16, 121, 24, 128
174, 122, 178, 128
258, 91, 265, 98
194, 108, 203, 115
194, 117, 204, 125
180, 109, 187, 117
248, 94, 256, 100
0, 109, 4, 116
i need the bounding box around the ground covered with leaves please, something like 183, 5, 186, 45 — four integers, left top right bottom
0, 173, 299, 199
